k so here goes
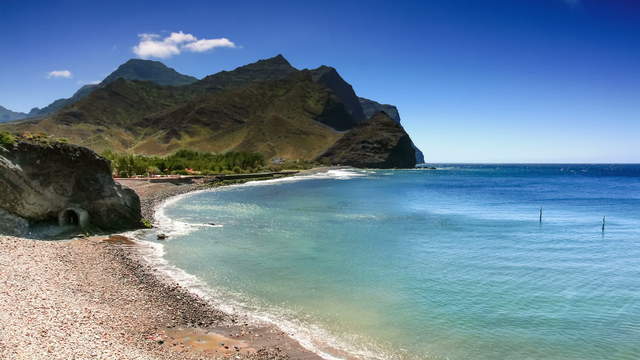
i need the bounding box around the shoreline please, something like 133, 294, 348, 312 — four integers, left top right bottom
0, 170, 337, 360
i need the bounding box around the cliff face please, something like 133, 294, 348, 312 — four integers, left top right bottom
311, 66, 366, 128
317, 112, 416, 168
359, 97, 401, 123
358, 97, 425, 164
0, 138, 141, 235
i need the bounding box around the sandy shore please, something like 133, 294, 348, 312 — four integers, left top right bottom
0, 174, 327, 360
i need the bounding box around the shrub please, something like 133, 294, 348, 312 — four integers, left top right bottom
0, 131, 16, 147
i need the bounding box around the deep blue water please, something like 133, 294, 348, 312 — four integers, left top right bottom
152, 165, 640, 359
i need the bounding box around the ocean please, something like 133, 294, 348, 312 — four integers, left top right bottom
140, 165, 640, 359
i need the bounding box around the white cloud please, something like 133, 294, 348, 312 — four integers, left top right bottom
77, 80, 100, 85
132, 31, 236, 59
165, 31, 197, 44
133, 34, 180, 59
183, 38, 235, 52
47, 70, 72, 79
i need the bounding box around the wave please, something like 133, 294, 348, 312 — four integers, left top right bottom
153, 168, 369, 237
130, 168, 402, 360
126, 233, 394, 360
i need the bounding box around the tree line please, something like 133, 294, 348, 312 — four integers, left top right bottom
102, 149, 267, 177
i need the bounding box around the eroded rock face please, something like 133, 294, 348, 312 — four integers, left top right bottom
358, 97, 425, 164
0, 139, 141, 234
317, 111, 417, 169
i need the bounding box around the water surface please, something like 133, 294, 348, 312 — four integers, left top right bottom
151, 165, 640, 359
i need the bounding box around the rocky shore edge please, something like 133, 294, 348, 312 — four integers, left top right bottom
1, 171, 332, 360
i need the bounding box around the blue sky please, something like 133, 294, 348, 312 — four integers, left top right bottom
1, 0, 639, 162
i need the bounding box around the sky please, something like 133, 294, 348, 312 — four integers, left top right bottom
1, 0, 639, 163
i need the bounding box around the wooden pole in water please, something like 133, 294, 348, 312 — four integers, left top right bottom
539, 208, 543, 223
602, 216, 606, 233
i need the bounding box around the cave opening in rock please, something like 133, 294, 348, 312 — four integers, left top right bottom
62, 209, 79, 226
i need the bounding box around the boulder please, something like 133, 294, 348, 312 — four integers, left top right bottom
317, 111, 416, 168
0, 138, 141, 234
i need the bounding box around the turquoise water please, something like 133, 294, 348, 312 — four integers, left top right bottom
151, 166, 640, 359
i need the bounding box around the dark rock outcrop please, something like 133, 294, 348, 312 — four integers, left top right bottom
0, 138, 141, 235
317, 111, 416, 168
359, 97, 401, 123
311, 66, 366, 127
358, 97, 425, 164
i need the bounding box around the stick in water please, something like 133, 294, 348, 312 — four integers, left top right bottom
539, 208, 543, 223
602, 216, 606, 232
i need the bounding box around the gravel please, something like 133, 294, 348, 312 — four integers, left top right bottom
0, 177, 325, 359
0, 236, 322, 359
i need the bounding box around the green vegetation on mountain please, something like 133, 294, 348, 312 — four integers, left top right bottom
0, 131, 17, 147
26, 59, 197, 118
193, 54, 297, 92
102, 149, 266, 177
28, 84, 99, 117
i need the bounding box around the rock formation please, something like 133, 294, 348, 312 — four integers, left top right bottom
311, 66, 366, 127
358, 97, 425, 164
0, 137, 141, 235
318, 112, 416, 168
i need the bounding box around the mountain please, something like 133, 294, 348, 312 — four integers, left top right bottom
193, 54, 297, 92
102, 59, 198, 86
311, 66, 366, 127
28, 84, 99, 117
133, 71, 344, 158
358, 97, 425, 164
0, 106, 28, 123
317, 111, 416, 168
1, 55, 419, 168
359, 97, 400, 123
27, 59, 198, 118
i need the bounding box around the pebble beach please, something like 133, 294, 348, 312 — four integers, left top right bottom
0, 178, 324, 360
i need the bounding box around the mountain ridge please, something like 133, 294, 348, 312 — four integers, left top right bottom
0, 105, 28, 123
2, 55, 421, 167
26, 59, 198, 118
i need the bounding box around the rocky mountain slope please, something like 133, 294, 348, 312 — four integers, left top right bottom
102, 59, 198, 86
28, 84, 99, 118
26, 59, 198, 118
318, 112, 416, 168
1, 55, 421, 167
359, 97, 425, 164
